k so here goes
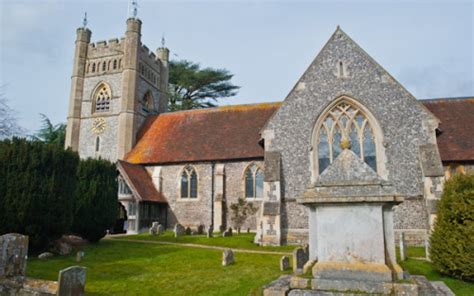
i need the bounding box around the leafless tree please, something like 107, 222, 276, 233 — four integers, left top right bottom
0, 90, 25, 139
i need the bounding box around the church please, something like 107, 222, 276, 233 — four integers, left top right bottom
64, 17, 473, 246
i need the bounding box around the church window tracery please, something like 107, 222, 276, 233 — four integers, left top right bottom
93, 83, 112, 113
180, 166, 198, 198
316, 100, 377, 173
244, 164, 263, 199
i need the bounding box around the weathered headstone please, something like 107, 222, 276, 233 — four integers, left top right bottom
157, 224, 165, 234
57, 266, 86, 296
0, 233, 28, 279
207, 226, 213, 238
149, 222, 159, 235
38, 252, 54, 260
399, 232, 407, 261
280, 256, 290, 271
222, 230, 231, 237
227, 227, 233, 236
185, 227, 192, 235
174, 224, 185, 237
222, 249, 234, 266
292, 247, 306, 274
76, 251, 85, 263
197, 224, 205, 235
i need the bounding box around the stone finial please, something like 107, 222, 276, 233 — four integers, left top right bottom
340, 138, 351, 150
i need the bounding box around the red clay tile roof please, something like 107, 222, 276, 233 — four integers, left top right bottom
125, 103, 281, 164
422, 97, 474, 162
117, 160, 167, 203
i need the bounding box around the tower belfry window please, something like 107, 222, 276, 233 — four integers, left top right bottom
93, 83, 112, 113
338, 61, 344, 77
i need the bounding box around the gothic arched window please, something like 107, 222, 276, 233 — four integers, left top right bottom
93, 83, 112, 113
244, 164, 263, 199
316, 100, 377, 173
180, 166, 197, 198
142, 91, 153, 114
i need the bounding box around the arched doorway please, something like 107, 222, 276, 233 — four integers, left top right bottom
112, 203, 127, 234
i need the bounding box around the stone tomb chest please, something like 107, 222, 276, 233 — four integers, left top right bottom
298, 148, 404, 293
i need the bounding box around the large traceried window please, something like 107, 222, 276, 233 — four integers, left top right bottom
142, 91, 153, 114
94, 83, 111, 113
244, 164, 264, 199
316, 100, 377, 174
181, 166, 198, 198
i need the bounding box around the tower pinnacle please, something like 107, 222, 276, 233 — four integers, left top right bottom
82, 12, 88, 28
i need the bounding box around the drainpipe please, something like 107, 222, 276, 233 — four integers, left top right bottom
211, 162, 215, 229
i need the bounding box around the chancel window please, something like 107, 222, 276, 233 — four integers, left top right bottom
245, 164, 263, 199
94, 83, 111, 113
317, 100, 377, 174
180, 166, 198, 198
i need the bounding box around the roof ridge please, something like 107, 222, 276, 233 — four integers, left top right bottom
421, 96, 474, 102
159, 101, 282, 116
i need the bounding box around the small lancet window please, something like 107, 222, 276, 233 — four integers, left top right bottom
244, 164, 264, 199
95, 136, 100, 152
102, 62, 106, 72
94, 83, 112, 113
181, 166, 198, 198
142, 91, 153, 113
92, 63, 96, 73
317, 100, 377, 173
113, 60, 117, 70
338, 61, 344, 77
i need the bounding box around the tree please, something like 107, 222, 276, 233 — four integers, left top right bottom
72, 158, 118, 242
168, 60, 239, 111
32, 114, 66, 147
430, 173, 474, 281
229, 198, 257, 234
0, 92, 25, 139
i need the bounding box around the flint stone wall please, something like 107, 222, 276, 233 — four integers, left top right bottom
263, 29, 437, 237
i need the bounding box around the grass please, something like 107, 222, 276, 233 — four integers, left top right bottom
398, 248, 474, 296
112, 231, 297, 252
28, 240, 289, 296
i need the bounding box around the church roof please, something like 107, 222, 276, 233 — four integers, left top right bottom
125, 102, 281, 164
117, 160, 167, 203
422, 97, 474, 162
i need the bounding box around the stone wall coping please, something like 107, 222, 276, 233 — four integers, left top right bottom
297, 195, 404, 204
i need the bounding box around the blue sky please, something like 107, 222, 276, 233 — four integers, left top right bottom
0, 0, 472, 133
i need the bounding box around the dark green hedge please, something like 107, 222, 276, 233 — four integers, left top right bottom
0, 138, 79, 250
72, 158, 118, 242
430, 173, 474, 281
0, 138, 117, 250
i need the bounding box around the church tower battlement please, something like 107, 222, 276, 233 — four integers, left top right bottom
65, 17, 169, 162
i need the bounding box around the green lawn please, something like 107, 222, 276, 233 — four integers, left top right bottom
113, 231, 296, 252
27, 240, 288, 296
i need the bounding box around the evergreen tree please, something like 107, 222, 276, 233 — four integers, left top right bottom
168, 60, 239, 111
430, 173, 474, 281
72, 158, 118, 242
32, 114, 66, 147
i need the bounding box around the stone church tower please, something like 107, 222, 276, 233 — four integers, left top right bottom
65, 18, 169, 161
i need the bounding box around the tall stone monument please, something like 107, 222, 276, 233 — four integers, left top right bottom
298, 148, 404, 293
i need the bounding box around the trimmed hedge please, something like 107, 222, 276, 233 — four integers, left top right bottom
0, 138, 118, 251
72, 158, 118, 242
0, 138, 79, 250
430, 173, 474, 281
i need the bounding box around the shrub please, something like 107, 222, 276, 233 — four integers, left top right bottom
72, 158, 118, 242
0, 138, 79, 250
430, 173, 474, 281
230, 198, 257, 233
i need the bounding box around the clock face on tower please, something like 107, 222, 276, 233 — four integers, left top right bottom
92, 117, 107, 134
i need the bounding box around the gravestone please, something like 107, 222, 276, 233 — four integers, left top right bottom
185, 227, 192, 235
222, 249, 234, 266
157, 224, 165, 235
399, 232, 407, 261
174, 224, 185, 237
280, 256, 290, 271
227, 227, 233, 236
57, 266, 86, 296
76, 251, 85, 263
38, 252, 54, 260
0, 233, 28, 279
292, 248, 306, 274
149, 222, 159, 235
207, 226, 213, 238
197, 224, 205, 235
